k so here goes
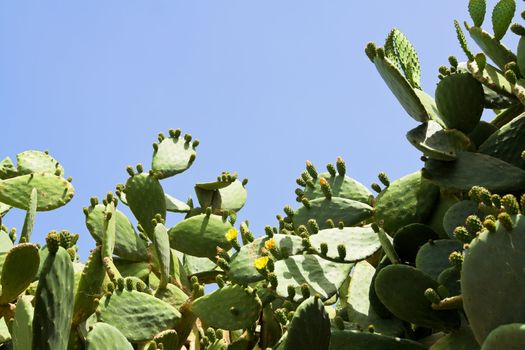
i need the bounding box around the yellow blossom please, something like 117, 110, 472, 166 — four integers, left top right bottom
254, 256, 269, 270
225, 228, 238, 241
264, 238, 276, 250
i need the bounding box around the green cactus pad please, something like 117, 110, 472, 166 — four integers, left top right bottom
330, 330, 426, 350
491, 0, 515, 41
169, 213, 233, 258
467, 60, 513, 98
479, 112, 525, 169
406, 121, 473, 161
437, 266, 461, 296
469, 0, 486, 27
165, 193, 191, 213
152, 222, 171, 288
423, 151, 525, 192
393, 224, 439, 264
152, 132, 197, 179
467, 24, 516, 70
72, 247, 106, 326
375, 171, 440, 235
292, 197, 373, 231
212, 179, 248, 211
428, 326, 479, 350
513, 78, 525, 104
183, 254, 221, 281
85, 204, 148, 261
12, 296, 34, 350
125, 172, 166, 238
283, 296, 330, 350
443, 200, 485, 239
113, 258, 153, 280
518, 36, 525, 77
435, 73, 484, 133
341, 261, 405, 336
426, 195, 460, 239
309, 226, 381, 263
481, 323, 525, 350
33, 247, 75, 350
0, 157, 17, 179
462, 214, 525, 343
273, 254, 353, 302
0, 243, 39, 304
154, 330, 179, 350
375, 264, 460, 329
16, 150, 64, 176
85, 323, 133, 350
415, 240, 463, 280
229, 234, 303, 284
96, 289, 181, 342
385, 29, 421, 89
0, 173, 74, 211
468, 121, 498, 148
191, 284, 261, 330
302, 171, 372, 204
0, 202, 10, 218
20, 187, 37, 243
154, 283, 188, 309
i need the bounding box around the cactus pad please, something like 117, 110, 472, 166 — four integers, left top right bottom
481, 323, 525, 350
16, 150, 64, 176
283, 296, 330, 350
330, 330, 426, 350
152, 131, 197, 179
415, 239, 463, 280
0, 243, 39, 304
85, 323, 133, 350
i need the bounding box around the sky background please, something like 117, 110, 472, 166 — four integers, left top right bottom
0, 1, 519, 259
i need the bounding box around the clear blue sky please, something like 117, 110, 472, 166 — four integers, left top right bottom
0, 1, 515, 258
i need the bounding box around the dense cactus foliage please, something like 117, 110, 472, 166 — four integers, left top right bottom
1, 0, 525, 349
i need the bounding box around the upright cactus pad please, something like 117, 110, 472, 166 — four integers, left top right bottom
152, 129, 197, 179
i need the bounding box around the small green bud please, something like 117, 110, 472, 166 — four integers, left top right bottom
296, 177, 307, 187
454, 226, 472, 244
264, 225, 274, 238
301, 198, 311, 209
501, 194, 520, 215
448, 55, 458, 68
365, 42, 377, 61
116, 277, 125, 291
438, 65, 450, 76
125, 278, 134, 291
305, 160, 318, 179
449, 250, 463, 270
505, 70, 517, 84
376, 47, 385, 59
336, 156, 346, 176
136, 164, 144, 173
216, 275, 225, 288
498, 212, 514, 231
301, 283, 310, 299
326, 163, 336, 177
377, 172, 390, 187
287, 285, 296, 300
283, 205, 294, 217
206, 328, 216, 342
337, 244, 346, 260
465, 215, 483, 235
320, 242, 328, 257
491, 194, 502, 208
325, 219, 335, 228
424, 288, 442, 304
295, 188, 304, 197
371, 183, 382, 193
46, 231, 60, 254
184, 133, 192, 143
216, 257, 230, 271
474, 52, 486, 72
215, 329, 223, 340
307, 219, 319, 234
275, 309, 288, 325
511, 23, 525, 36
338, 221, 344, 229
106, 282, 115, 293
268, 272, 278, 288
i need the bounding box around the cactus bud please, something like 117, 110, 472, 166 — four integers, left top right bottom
438, 65, 450, 76
501, 194, 520, 215
448, 55, 458, 68
265, 225, 274, 238
505, 70, 517, 84
465, 215, 483, 235
338, 221, 344, 229
474, 53, 486, 72
365, 42, 377, 61
325, 219, 335, 228
320, 242, 328, 257
216, 257, 230, 271
449, 251, 463, 270
307, 219, 319, 234
511, 23, 525, 36
283, 205, 295, 218
275, 309, 288, 325
107, 282, 115, 293
371, 183, 382, 193
319, 177, 332, 200
216, 275, 225, 288
300, 283, 310, 299
136, 164, 144, 174
301, 198, 311, 209
326, 163, 336, 177
498, 212, 514, 231
377, 172, 390, 187
268, 272, 278, 288
287, 285, 296, 300
491, 194, 502, 208
116, 277, 125, 291
90, 196, 99, 207
296, 177, 307, 187
424, 288, 442, 304
184, 133, 192, 143
337, 244, 346, 260
46, 231, 60, 254
295, 188, 304, 198
336, 156, 346, 176
454, 226, 472, 244
305, 160, 318, 179
301, 237, 311, 249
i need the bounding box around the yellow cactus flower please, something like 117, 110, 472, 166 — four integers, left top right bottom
264, 238, 276, 250
225, 228, 238, 241
319, 177, 328, 186
254, 256, 269, 270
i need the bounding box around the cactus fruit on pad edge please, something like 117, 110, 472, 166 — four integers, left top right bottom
1, 1, 525, 349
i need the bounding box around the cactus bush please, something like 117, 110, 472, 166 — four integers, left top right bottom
0, 0, 525, 349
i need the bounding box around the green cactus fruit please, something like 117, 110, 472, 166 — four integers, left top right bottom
169, 213, 233, 258
330, 329, 426, 350
292, 197, 373, 232
96, 288, 181, 342
375, 171, 440, 235
152, 222, 171, 288
466, 23, 516, 70
282, 296, 330, 350
12, 296, 33, 350
469, 0, 486, 27
20, 187, 37, 243
461, 214, 525, 343
369, 44, 437, 122
85, 204, 148, 262
340, 260, 404, 336
309, 226, 381, 263
152, 129, 197, 179
0, 173, 74, 211
33, 247, 74, 350
191, 285, 261, 330
229, 234, 303, 284
491, 0, 515, 41
165, 193, 191, 213
428, 326, 480, 350
415, 240, 463, 280
301, 171, 372, 204
0, 243, 39, 304
0, 157, 17, 179
406, 121, 473, 161
435, 73, 484, 133
480, 323, 525, 350
393, 224, 439, 264
16, 150, 64, 176
72, 247, 106, 326
468, 121, 498, 148
424, 151, 525, 192
273, 254, 353, 302
85, 323, 133, 350
478, 112, 525, 169
375, 264, 460, 330
125, 172, 166, 237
